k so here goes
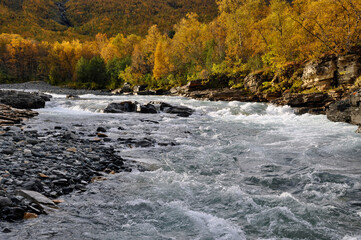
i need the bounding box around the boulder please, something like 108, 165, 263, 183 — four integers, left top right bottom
136, 103, 158, 114
0, 90, 46, 109
326, 89, 361, 130
104, 101, 138, 113
160, 102, 194, 117
104, 101, 194, 117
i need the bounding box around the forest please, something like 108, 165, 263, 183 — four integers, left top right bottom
0, 0, 360, 91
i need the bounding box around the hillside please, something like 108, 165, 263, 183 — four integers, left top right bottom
0, 0, 218, 40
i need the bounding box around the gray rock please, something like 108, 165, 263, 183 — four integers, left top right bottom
0, 90, 45, 109
17, 190, 58, 209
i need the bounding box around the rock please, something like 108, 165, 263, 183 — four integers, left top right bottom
52, 199, 64, 204
91, 176, 107, 183
302, 55, 337, 90
160, 102, 194, 117
111, 82, 132, 94
272, 92, 330, 108
104, 101, 138, 113
33, 92, 52, 101
104, 101, 194, 117
66, 147, 77, 153
22, 179, 44, 192
337, 54, 361, 86
2, 228, 11, 233
66, 94, 80, 100
136, 103, 158, 114
97, 133, 108, 138
0, 197, 12, 208
326, 89, 361, 130
2, 148, 15, 155
1, 207, 25, 221
133, 85, 147, 94
23, 212, 38, 219
96, 127, 107, 132
17, 190, 58, 209
244, 71, 273, 93
0, 90, 46, 109
0, 104, 39, 126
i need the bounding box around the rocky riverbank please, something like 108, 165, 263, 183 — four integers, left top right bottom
0, 88, 197, 227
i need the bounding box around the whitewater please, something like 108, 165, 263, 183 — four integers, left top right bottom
2, 94, 361, 239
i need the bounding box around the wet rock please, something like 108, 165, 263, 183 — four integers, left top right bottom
160, 102, 194, 117
105, 101, 194, 117
104, 101, 138, 113
66, 94, 80, 100
137, 103, 158, 114
0, 90, 45, 109
326, 89, 361, 131
33, 92, 52, 101
96, 127, 107, 132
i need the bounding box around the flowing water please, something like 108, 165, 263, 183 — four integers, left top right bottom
2, 94, 361, 239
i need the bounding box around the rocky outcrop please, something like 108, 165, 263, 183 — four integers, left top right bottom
0, 90, 47, 109
0, 104, 39, 125
337, 54, 361, 86
302, 56, 337, 91
326, 89, 361, 130
104, 101, 194, 117
244, 71, 273, 93
302, 53, 361, 90
271, 92, 343, 114
184, 88, 260, 102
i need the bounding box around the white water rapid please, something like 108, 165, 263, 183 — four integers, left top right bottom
2, 94, 361, 239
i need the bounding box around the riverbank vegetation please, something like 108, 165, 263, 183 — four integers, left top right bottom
0, 0, 360, 90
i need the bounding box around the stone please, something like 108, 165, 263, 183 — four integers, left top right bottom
52, 199, 64, 204
66, 95, 80, 100
97, 133, 108, 138
103, 101, 138, 113
136, 103, 158, 114
337, 54, 361, 86
0, 90, 46, 109
23, 212, 38, 219
96, 127, 107, 132
302, 55, 337, 90
17, 190, 58, 209
66, 147, 77, 153
0, 104, 39, 126
244, 71, 273, 93
0, 197, 12, 208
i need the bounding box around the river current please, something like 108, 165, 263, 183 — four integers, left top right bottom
2, 94, 361, 239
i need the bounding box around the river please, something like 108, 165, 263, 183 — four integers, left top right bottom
1, 94, 361, 239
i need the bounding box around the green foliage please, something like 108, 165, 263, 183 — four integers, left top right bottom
106, 57, 131, 89
76, 56, 108, 89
